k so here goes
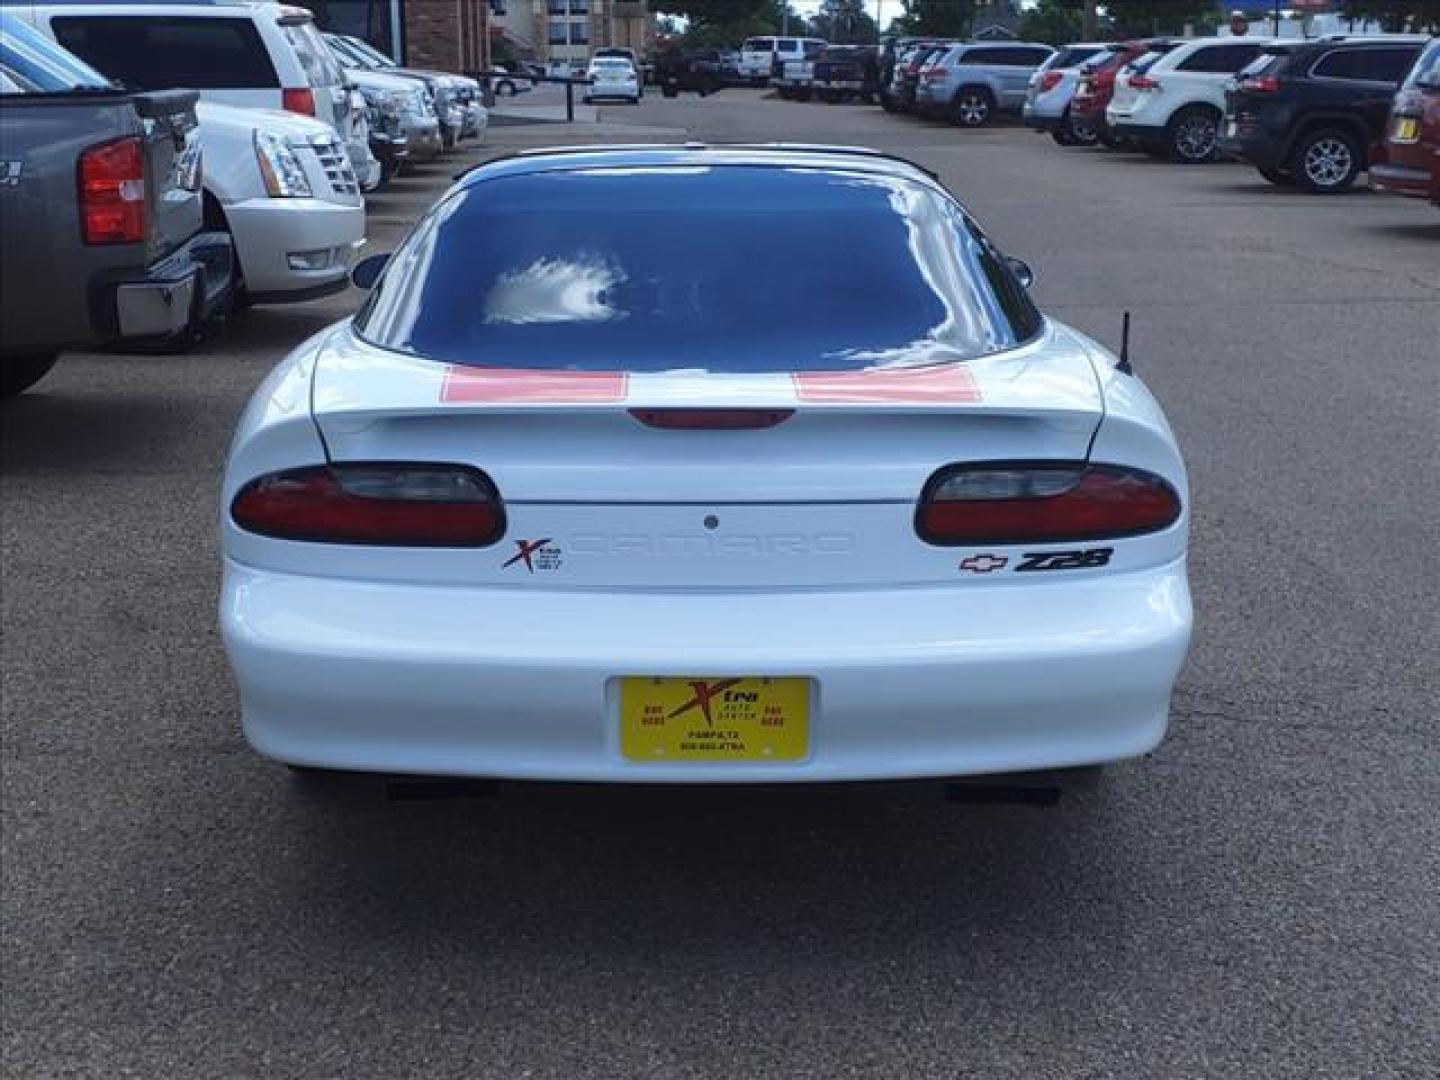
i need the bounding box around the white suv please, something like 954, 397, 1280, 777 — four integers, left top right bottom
1107, 37, 1273, 162
20, 2, 366, 304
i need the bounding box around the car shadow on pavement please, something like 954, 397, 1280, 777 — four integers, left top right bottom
263, 776, 1146, 971
0, 389, 199, 473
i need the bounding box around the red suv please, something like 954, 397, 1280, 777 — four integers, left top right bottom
1370, 38, 1440, 205
1072, 40, 1170, 148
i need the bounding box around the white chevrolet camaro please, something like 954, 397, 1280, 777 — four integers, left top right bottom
221, 145, 1191, 785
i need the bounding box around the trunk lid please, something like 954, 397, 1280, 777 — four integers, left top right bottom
308, 323, 1107, 591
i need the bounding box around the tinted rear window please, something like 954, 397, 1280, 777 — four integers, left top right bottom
357, 166, 1036, 373
1404, 40, 1440, 87
1312, 45, 1423, 83
1051, 46, 1103, 69
283, 22, 342, 88
52, 16, 278, 90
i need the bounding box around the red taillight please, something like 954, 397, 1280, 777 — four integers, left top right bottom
282, 87, 316, 116
628, 409, 794, 430
78, 136, 146, 245
231, 464, 504, 546
922, 67, 947, 82
1039, 71, 1064, 93
1129, 74, 1160, 91
916, 463, 1181, 545
1242, 75, 1280, 93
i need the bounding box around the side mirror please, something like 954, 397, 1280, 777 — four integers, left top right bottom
1005, 256, 1035, 289
351, 252, 390, 290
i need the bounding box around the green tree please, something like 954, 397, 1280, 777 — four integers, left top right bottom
1103, 0, 1215, 36
1339, 0, 1440, 30
810, 0, 880, 43
654, 0, 807, 47
1019, 0, 1084, 44
888, 0, 975, 38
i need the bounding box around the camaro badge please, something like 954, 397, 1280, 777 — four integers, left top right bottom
503, 538, 562, 573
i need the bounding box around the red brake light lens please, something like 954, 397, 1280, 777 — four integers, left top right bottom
78, 136, 146, 245
1129, 73, 1160, 90
1242, 75, 1280, 93
629, 409, 794, 430
916, 463, 1181, 545
231, 464, 504, 546
282, 87, 316, 116
1039, 71, 1064, 93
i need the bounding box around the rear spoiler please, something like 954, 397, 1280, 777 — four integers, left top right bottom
130, 88, 199, 120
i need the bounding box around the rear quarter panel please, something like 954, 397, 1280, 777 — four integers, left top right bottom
0, 98, 145, 352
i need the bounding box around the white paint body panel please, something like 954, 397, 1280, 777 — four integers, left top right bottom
220, 312, 1192, 782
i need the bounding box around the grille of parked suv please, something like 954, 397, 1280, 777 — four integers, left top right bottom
312, 140, 359, 197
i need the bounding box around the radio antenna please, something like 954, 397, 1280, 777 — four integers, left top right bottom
1117, 311, 1133, 375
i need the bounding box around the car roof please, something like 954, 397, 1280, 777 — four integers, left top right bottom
458, 144, 944, 193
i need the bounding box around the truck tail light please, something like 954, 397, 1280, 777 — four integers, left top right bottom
231, 464, 504, 546
282, 87, 316, 116
922, 67, 947, 82
78, 136, 146, 245
1039, 71, 1064, 93
916, 463, 1181, 545
1129, 74, 1161, 91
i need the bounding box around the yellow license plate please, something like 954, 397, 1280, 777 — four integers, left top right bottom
619, 677, 810, 762
1393, 117, 1419, 143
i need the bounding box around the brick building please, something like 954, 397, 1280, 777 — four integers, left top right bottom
298, 1, 653, 72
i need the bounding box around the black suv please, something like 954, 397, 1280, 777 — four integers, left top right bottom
1222, 35, 1430, 193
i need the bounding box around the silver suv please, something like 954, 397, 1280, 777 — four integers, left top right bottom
915, 41, 1054, 127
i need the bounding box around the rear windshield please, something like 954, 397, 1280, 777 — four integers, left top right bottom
1237, 51, 1288, 79
283, 21, 343, 88
1127, 51, 1167, 75
1404, 39, 1440, 88
52, 15, 279, 90
743, 38, 774, 52
356, 166, 1039, 373
0, 14, 113, 93
1051, 45, 1104, 69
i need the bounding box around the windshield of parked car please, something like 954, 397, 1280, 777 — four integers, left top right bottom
590, 59, 633, 72
1403, 40, 1440, 88
0, 14, 114, 93
356, 165, 1040, 373
742, 38, 774, 53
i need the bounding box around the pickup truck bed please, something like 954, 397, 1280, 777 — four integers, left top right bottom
1, 16, 233, 396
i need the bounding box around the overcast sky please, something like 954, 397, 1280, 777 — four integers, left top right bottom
791, 0, 901, 25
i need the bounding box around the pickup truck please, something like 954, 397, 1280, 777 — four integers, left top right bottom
0, 14, 232, 398
810, 46, 879, 104
771, 39, 830, 100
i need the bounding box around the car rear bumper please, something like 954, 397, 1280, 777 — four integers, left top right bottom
222, 558, 1192, 783
1024, 106, 1064, 131
1110, 119, 1165, 142
224, 197, 364, 302
1369, 162, 1433, 198
96, 228, 234, 342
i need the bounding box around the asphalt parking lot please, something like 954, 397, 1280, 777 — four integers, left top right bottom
3, 89, 1437, 1078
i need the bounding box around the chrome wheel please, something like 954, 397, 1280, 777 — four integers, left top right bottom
1069, 116, 1098, 145
1172, 111, 1218, 161
1303, 137, 1353, 189
952, 91, 990, 127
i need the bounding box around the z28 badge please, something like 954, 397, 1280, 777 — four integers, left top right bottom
1014, 548, 1114, 572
